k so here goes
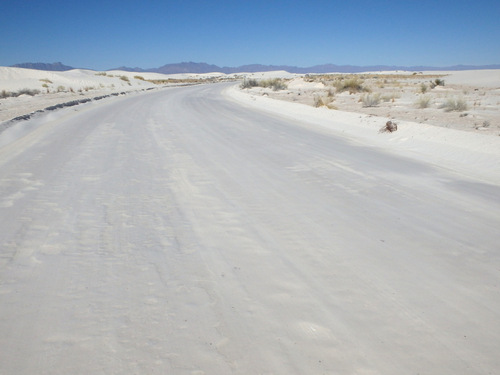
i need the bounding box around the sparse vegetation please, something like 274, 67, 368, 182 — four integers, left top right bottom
361, 93, 381, 107
439, 97, 468, 112
260, 78, 288, 91
17, 88, 40, 96
95, 72, 108, 76
240, 78, 287, 91
430, 78, 445, 89
416, 95, 432, 108
381, 93, 400, 102
39, 78, 53, 84
334, 76, 368, 94
0, 88, 41, 98
420, 83, 428, 93
119, 75, 130, 82
134, 75, 145, 81
240, 78, 259, 89
313, 95, 335, 108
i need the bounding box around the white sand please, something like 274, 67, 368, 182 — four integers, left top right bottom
0, 67, 229, 122
226, 79, 500, 185
239, 70, 500, 136
1, 78, 499, 374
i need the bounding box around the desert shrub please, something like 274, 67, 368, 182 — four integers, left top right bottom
134, 75, 145, 81
57, 85, 65, 92
416, 95, 432, 108
334, 76, 368, 94
420, 83, 428, 93
16, 88, 40, 96
260, 78, 288, 91
39, 78, 53, 84
119, 75, 130, 82
95, 72, 107, 76
430, 78, 445, 89
361, 93, 381, 107
240, 78, 258, 89
241, 78, 287, 91
439, 97, 468, 112
313, 95, 335, 108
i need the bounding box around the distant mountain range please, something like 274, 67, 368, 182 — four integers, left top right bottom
11, 61, 500, 74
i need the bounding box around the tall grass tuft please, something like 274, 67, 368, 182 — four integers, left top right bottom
361, 93, 381, 107
415, 95, 432, 108
439, 97, 468, 112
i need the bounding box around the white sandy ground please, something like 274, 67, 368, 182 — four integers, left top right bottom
0, 74, 500, 374
226, 85, 500, 185
0, 67, 232, 122
243, 70, 500, 136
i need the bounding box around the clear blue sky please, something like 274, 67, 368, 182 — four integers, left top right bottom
1, 0, 499, 70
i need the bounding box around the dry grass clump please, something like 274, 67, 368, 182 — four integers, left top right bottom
333, 76, 369, 94
439, 97, 468, 112
313, 95, 336, 109
240, 78, 288, 91
1, 88, 41, 98
260, 78, 288, 91
415, 95, 432, 108
361, 93, 381, 107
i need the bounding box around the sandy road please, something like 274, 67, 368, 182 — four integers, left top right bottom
0, 83, 499, 374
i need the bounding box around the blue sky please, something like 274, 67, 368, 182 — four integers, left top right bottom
1, 0, 499, 70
